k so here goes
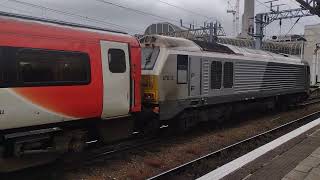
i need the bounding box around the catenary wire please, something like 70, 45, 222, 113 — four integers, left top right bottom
7, 0, 143, 32
153, 0, 222, 24
94, 0, 181, 24
285, 17, 301, 36
153, 0, 210, 19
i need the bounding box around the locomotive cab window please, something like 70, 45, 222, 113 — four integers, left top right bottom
177, 55, 188, 84
211, 61, 222, 89
141, 47, 160, 70
223, 62, 234, 88
108, 49, 126, 73
0, 46, 91, 87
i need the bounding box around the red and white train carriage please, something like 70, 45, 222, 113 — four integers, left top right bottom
0, 12, 142, 169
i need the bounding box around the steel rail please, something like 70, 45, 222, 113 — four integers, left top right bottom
81, 98, 320, 167
64, 97, 320, 171
148, 110, 320, 180
87, 137, 161, 163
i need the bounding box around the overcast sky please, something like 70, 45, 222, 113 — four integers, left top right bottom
0, 0, 319, 38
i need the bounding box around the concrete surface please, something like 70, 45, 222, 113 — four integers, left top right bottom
282, 145, 320, 180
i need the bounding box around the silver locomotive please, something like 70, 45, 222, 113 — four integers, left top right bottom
140, 35, 309, 130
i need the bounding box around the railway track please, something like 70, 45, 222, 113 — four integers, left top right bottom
299, 96, 320, 106
80, 97, 320, 166
0, 136, 164, 180
147, 111, 320, 180
67, 136, 162, 168
3, 98, 320, 180
65, 97, 320, 171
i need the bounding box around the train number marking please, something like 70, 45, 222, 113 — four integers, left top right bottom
163, 75, 174, 81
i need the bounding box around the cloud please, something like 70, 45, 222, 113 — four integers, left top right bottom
0, 0, 319, 37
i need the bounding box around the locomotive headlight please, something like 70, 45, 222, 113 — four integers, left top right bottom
142, 75, 159, 104
144, 92, 156, 100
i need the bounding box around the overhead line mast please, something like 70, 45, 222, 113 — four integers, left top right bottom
227, 0, 240, 36
295, 0, 320, 16
254, 0, 317, 49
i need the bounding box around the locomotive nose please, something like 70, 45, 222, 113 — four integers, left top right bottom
142, 75, 159, 104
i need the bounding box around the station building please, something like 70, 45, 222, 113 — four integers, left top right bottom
144, 22, 184, 35
304, 24, 320, 85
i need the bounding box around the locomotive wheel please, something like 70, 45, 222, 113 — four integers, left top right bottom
278, 100, 289, 112
139, 110, 160, 136
175, 110, 197, 133
177, 116, 188, 133
97, 118, 134, 143
223, 105, 233, 122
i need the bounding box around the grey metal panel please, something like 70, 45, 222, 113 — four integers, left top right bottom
158, 54, 189, 102
189, 56, 201, 97
159, 88, 306, 120
201, 59, 210, 96
234, 61, 306, 94
206, 58, 235, 97
234, 61, 266, 93
156, 50, 308, 121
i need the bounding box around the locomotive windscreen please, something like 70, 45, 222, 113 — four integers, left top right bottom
141, 47, 160, 70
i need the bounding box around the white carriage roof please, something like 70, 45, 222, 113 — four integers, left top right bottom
0, 11, 129, 36
140, 35, 303, 64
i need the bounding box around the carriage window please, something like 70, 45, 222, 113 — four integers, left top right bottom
108, 49, 126, 73
211, 61, 222, 89
177, 55, 188, 84
17, 49, 90, 85
223, 62, 234, 88
0, 46, 90, 87
0, 47, 19, 84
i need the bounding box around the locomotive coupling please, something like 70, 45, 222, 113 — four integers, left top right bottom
152, 106, 160, 114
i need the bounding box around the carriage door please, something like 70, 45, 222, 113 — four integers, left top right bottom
189, 57, 201, 97
100, 41, 130, 118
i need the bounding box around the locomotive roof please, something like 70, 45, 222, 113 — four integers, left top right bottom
140, 35, 202, 52
0, 11, 139, 46
140, 35, 303, 64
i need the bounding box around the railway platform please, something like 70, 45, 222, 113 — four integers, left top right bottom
198, 120, 320, 180
282, 146, 320, 180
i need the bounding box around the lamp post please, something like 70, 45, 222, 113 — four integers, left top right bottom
313, 43, 320, 85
